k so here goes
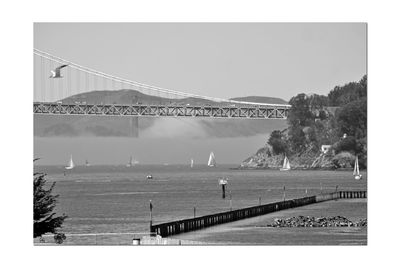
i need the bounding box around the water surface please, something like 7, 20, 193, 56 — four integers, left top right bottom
34, 165, 367, 244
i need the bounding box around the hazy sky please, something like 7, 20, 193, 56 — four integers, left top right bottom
34, 23, 366, 101
34, 23, 366, 165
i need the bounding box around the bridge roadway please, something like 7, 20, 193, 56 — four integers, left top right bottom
33, 102, 290, 119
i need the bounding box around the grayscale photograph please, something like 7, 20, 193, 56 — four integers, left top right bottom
33, 23, 367, 245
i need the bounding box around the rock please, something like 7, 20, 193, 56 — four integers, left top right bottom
266, 216, 367, 228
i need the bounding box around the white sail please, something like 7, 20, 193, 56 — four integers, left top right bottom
280, 155, 291, 171
126, 156, 138, 167
353, 156, 362, 180
208, 152, 216, 167
353, 156, 359, 175
65, 155, 74, 170
190, 158, 194, 168
286, 157, 291, 169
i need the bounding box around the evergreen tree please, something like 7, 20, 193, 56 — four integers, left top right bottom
335, 98, 367, 139
287, 93, 314, 127
268, 130, 287, 154
286, 94, 315, 152
34, 171, 67, 239
328, 75, 367, 106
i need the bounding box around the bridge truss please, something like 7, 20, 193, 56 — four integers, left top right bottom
33, 102, 289, 119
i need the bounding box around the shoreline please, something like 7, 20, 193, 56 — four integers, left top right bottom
230, 167, 362, 171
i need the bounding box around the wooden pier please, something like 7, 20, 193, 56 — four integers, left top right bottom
150, 190, 366, 237
338, 190, 366, 199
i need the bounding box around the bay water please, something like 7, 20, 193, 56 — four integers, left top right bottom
34, 165, 367, 244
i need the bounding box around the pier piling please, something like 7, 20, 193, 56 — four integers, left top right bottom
221, 184, 226, 199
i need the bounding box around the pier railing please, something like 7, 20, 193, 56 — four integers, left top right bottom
151, 190, 366, 237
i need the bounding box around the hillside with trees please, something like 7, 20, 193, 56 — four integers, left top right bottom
240, 75, 367, 170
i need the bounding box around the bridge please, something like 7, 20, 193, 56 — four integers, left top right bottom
33, 49, 290, 119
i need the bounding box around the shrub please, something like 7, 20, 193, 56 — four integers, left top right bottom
333, 136, 363, 154
332, 152, 355, 169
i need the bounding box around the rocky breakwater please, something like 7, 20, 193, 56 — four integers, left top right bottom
266, 216, 367, 228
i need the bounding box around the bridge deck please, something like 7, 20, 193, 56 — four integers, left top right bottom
33, 102, 290, 119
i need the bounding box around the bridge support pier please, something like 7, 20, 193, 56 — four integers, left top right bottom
129, 117, 139, 137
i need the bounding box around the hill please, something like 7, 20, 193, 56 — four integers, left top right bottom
61, 89, 218, 106
62, 89, 288, 106
239, 75, 367, 170
230, 96, 288, 105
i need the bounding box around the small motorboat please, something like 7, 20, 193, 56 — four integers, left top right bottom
146, 174, 153, 180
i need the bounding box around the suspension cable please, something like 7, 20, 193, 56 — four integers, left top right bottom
33, 48, 291, 107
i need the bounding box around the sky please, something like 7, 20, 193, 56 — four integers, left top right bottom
34, 23, 366, 102
33, 23, 367, 165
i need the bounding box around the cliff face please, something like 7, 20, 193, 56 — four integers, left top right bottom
240, 144, 338, 170
240, 145, 283, 169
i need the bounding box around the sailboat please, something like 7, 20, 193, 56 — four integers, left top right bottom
126, 156, 133, 167
126, 156, 139, 167
85, 159, 90, 167
208, 152, 216, 167
190, 158, 194, 168
65, 155, 75, 170
353, 156, 362, 180
280, 155, 291, 171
